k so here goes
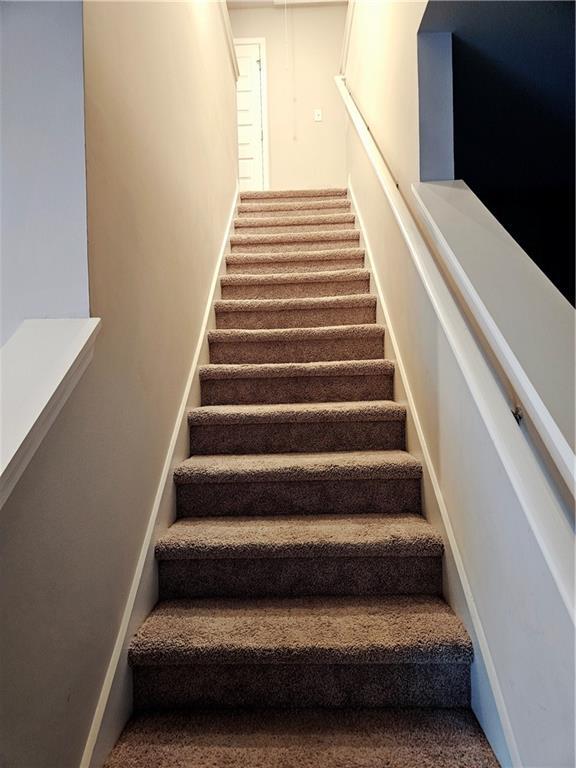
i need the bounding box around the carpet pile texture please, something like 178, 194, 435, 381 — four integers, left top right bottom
106, 188, 499, 766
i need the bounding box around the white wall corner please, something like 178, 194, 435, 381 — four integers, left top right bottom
417, 31, 454, 182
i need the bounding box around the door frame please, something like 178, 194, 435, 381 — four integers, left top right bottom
234, 37, 270, 190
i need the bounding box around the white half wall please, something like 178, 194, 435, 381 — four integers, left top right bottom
0, 1, 89, 346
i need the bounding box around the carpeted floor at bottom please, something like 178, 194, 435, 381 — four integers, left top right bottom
105, 708, 499, 768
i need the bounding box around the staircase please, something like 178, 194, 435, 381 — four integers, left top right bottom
106, 189, 498, 766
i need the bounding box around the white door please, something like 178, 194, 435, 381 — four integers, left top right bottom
234, 39, 267, 191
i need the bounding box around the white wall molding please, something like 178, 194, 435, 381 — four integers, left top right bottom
339, 0, 356, 75
348, 179, 521, 767
0, 318, 101, 510
220, 1, 240, 81
80, 184, 239, 768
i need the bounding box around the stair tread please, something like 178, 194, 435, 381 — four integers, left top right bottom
199, 359, 393, 380
208, 323, 384, 343
105, 708, 499, 768
174, 449, 421, 485
156, 512, 442, 560
215, 294, 376, 312
234, 213, 355, 228
129, 594, 472, 666
230, 229, 359, 246
240, 188, 348, 200
238, 199, 350, 213
226, 247, 364, 264
188, 400, 404, 425
220, 268, 369, 286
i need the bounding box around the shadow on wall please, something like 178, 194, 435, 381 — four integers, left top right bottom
419, 0, 575, 305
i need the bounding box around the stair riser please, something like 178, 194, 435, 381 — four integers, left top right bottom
237, 204, 351, 218
235, 222, 354, 235
189, 420, 405, 454
158, 556, 442, 599
176, 477, 420, 517
226, 257, 364, 274
231, 238, 360, 254
215, 304, 376, 330
208, 335, 384, 364
133, 662, 470, 710
220, 278, 369, 300
200, 373, 393, 406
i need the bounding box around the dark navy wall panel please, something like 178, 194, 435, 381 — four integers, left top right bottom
420, 1, 575, 304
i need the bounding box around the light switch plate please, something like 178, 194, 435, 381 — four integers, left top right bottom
313, 109, 323, 122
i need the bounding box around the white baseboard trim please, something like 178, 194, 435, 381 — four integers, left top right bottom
348, 178, 521, 767
79, 183, 239, 768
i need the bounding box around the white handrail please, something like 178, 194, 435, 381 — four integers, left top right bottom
335, 74, 575, 502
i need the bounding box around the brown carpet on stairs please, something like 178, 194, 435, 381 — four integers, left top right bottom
238, 198, 351, 215
234, 213, 356, 234
106, 709, 498, 768
226, 247, 366, 274
239, 187, 348, 200
214, 293, 377, 329
220, 268, 371, 299
207, 324, 385, 364
106, 188, 499, 767
230, 229, 361, 253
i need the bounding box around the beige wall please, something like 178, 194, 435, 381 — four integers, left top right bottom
230, 3, 347, 189
0, 3, 237, 766
345, 0, 426, 193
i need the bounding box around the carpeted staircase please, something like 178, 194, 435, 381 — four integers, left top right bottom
106, 188, 499, 767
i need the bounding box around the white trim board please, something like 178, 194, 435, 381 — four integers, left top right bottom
234, 37, 270, 190
80, 184, 239, 768
348, 179, 520, 767
220, 1, 240, 81
0, 318, 101, 510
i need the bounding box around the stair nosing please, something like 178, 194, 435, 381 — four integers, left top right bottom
238, 201, 351, 214
207, 324, 384, 344
199, 359, 394, 380
230, 230, 360, 245
156, 513, 442, 561
220, 269, 370, 286
128, 594, 472, 667
226, 248, 364, 263
174, 449, 421, 486
214, 294, 376, 313
234, 213, 356, 228
188, 400, 405, 426
240, 188, 348, 201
